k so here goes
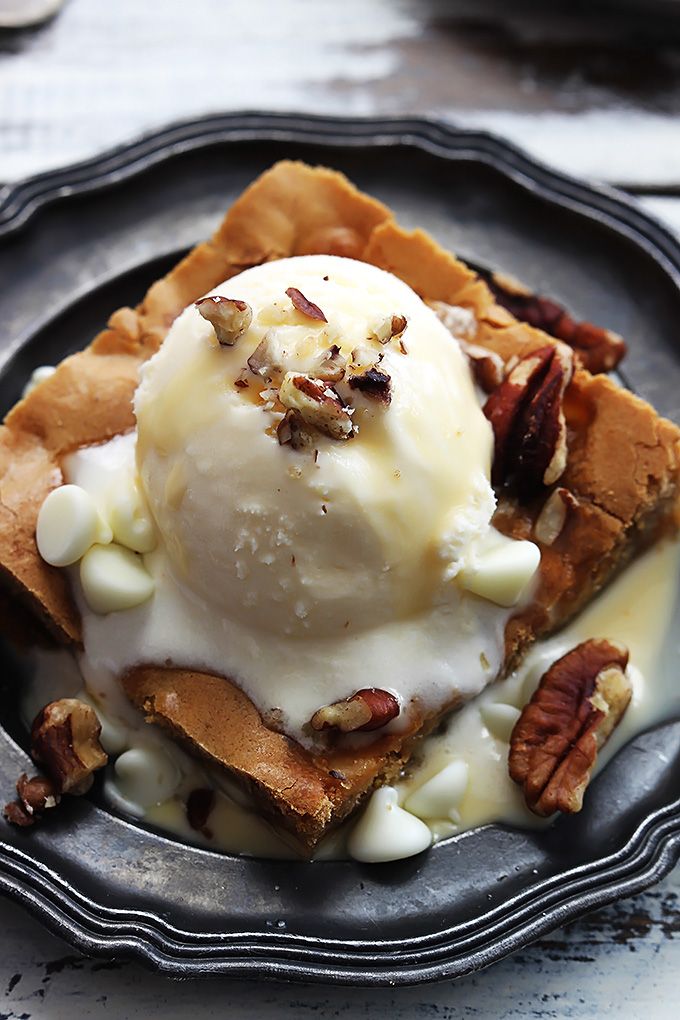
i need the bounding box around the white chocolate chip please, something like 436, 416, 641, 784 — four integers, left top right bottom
22, 364, 56, 398
36, 484, 112, 567
347, 787, 432, 863
107, 479, 157, 553
459, 533, 540, 608
80, 543, 154, 614
113, 746, 181, 808
480, 702, 522, 743
403, 760, 469, 822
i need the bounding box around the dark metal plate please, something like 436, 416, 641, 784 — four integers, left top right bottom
1, 113, 679, 985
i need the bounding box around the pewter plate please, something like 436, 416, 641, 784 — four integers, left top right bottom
1, 113, 679, 985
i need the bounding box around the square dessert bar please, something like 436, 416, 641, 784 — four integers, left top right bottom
1, 162, 678, 851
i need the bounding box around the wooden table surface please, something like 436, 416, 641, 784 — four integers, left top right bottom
1, 1, 679, 1016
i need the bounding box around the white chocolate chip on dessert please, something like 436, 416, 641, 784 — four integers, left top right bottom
347, 786, 432, 863
107, 479, 157, 554
80, 543, 154, 614
36, 484, 112, 567
459, 533, 540, 608
403, 760, 469, 822
480, 702, 522, 743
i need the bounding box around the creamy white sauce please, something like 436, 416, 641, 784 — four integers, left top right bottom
19, 535, 680, 859
63, 433, 512, 750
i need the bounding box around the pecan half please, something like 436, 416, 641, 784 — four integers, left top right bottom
277, 408, 316, 451
311, 688, 400, 733
481, 270, 626, 374
196, 296, 252, 346
509, 639, 631, 816
279, 373, 353, 441
483, 344, 574, 495
348, 366, 392, 406
31, 699, 108, 795
533, 486, 579, 545
286, 287, 327, 322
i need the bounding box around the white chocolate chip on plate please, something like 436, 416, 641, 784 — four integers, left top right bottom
36, 484, 112, 567
80, 543, 155, 614
480, 702, 522, 743
113, 746, 181, 808
347, 787, 432, 863
403, 760, 469, 822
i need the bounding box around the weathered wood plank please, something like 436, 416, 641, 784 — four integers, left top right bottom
0, 863, 678, 1018
1, 0, 680, 185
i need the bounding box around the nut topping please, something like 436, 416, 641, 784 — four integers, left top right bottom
195, 296, 253, 346
17, 773, 60, 814
247, 331, 279, 379
279, 373, 353, 441
3, 773, 61, 827
348, 366, 392, 406
310, 344, 347, 383
509, 639, 631, 816
311, 688, 400, 733
458, 339, 505, 393
277, 408, 316, 451
481, 270, 626, 374
370, 314, 408, 344
483, 344, 574, 495
533, 486, 579, 545
31, 699, 108, 795
286, 287, 327, 322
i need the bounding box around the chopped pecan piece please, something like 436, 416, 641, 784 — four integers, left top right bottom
481, 270, 626, 374
483, 344, 574, 495
348, 366, 392, 406
279, 373, 353, 441
459, 339, 505, 393
533, 486, 579, 545
277, 408, 316, 451
3, 800, 34, 827
31, 699, 108, 795
509, 639, 631, 816
311, 344, 347, 383
311, 688, 400, 733
370, 314, 408, 344
247, 331, 282, 379
195, 296, 252, 346
286, 287, 327, 322
17, 773, 60, 814
3, 773, 61, 829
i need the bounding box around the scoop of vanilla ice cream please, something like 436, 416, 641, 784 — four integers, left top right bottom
134, 255, 496, 640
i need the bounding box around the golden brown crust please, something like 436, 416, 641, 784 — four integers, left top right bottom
122, 666, 419, 851
2, 160, 679, 850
